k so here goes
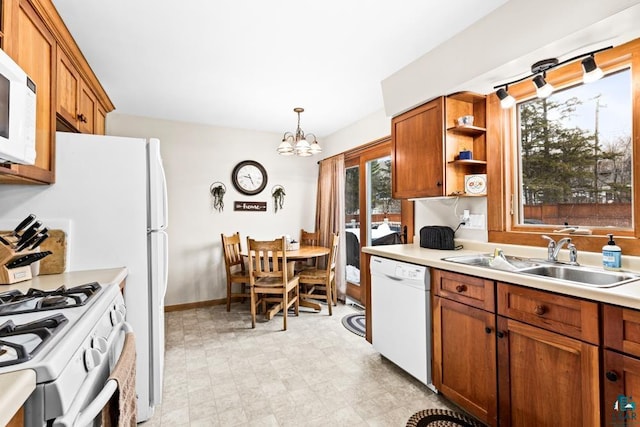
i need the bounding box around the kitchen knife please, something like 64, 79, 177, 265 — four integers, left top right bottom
16, 228, 48, 252
28, 231, 49, 251
15, 220, 42, 249
5, 251, 52, 269
12, 214, 36, 237
0, 235, 10, 246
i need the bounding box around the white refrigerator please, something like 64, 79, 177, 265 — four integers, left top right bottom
0, 132, 168, 422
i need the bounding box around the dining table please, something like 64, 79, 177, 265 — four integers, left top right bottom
286, 245, 330, 311
242, 244, 330, 312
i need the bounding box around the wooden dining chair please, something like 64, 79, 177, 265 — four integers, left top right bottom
247, 236, 299, 330
297, 228, 321, 271
298, 233, 339, 315
221, 232, 251, 312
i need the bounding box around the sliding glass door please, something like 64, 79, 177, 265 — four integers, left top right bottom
344, 138, 413, 304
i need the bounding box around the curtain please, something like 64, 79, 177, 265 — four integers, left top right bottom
315, 154, 346, 301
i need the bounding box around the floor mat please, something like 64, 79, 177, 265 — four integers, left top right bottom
406, 409, 484, 427
341, 312, 365, 337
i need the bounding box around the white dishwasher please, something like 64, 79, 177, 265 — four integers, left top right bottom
370, 256, 435, 391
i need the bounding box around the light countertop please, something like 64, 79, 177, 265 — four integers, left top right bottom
363, 239, 640, 310
0, 267, 128, 424
0, 369, 36, 427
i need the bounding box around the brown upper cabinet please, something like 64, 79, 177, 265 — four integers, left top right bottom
391, 92, 487, 199
0, 0, 114, 184
391, 97, 445, 198
57, 44, 100, 134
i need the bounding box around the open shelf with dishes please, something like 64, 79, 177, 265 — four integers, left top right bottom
445, 92, 487, 196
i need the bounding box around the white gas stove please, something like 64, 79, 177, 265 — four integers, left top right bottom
0, 280, 128, 426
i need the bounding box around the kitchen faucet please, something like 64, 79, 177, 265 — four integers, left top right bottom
542, 235, 579, 264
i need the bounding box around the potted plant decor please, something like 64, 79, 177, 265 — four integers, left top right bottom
272, 185, 286, 213
210, 182, 226, 212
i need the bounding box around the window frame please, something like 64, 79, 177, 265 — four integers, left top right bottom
487, 38, 640, 255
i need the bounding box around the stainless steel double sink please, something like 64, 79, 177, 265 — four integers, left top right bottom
442, 253, 640, 288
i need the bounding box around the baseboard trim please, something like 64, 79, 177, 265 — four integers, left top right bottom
164, 297, 235, 312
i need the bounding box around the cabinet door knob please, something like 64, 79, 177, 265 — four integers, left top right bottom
534, 305, 547, 316
436, 181, 442, 187
497, 331, 506, 338
455, 284, 467, 293
606, 371, 619, 382
77, 113, 87, 123
485, 327, 492, 334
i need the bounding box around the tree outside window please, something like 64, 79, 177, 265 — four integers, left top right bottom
517, 68, 632, 228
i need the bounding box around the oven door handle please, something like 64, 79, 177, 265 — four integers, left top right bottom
52, 321, 133, 427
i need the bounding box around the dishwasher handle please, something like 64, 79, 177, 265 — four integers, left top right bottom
372, 272, 403, 282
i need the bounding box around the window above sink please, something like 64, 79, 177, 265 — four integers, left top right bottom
487, 38, 640, 255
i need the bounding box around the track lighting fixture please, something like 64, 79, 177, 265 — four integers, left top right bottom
493, 46, 612, 109
581, 55, 604, 83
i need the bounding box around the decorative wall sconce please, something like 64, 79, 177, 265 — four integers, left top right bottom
271, 185, 286, 212
210, 182, 226, 212
494, 46, 612, 109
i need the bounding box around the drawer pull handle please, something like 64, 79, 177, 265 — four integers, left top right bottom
455, 285, 467, 293
485, 327, 492, 334
534, 305, 547, 316
606, 371, 619, 382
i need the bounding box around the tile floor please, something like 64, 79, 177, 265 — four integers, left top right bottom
142, 302, 454, 426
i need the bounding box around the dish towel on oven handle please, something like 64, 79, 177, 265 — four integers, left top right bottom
101, 331, 137, 427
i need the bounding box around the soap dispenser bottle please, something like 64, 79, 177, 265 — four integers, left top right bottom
602, 234, 622, 271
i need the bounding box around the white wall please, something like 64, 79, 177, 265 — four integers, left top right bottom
107, 114, 318, 306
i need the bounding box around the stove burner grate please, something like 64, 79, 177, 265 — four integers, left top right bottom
0, 282, 101, 315
0, 314, 68, 367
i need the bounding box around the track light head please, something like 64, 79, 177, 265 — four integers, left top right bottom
497, 88, 516, 109
533, 74, 554, 98
582, 55, 604, 83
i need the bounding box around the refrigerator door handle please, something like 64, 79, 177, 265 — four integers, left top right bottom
160, 230, 168, 300
158, 154, 168, 230
148, 138, 169, 230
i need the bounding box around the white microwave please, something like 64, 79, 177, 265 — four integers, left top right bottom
0, 48, 36, 165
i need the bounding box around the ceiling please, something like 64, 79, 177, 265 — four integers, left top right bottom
51, 0, 508, 138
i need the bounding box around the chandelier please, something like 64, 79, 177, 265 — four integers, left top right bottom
277, 107, 322, 156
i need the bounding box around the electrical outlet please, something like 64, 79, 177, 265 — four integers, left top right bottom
460, 213, 485, 229
467, 214, 486, 230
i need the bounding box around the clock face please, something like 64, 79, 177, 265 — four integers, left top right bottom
231, 161, 268, 195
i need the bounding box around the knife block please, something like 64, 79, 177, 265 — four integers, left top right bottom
0, 234, 35, 285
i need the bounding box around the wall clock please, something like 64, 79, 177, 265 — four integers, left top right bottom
231, 160, 268, 195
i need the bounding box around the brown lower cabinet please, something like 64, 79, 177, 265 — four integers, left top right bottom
433, 295, 498, 425
433, 269, 601, 426
602, 304, 640, 426
602, 350, 640, 425
496, 316, 599, 426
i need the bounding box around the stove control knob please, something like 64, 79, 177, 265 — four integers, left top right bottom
92, 336, 108, 353
110, 309, 125, 326
84, 348, 103, 371
116, 303, 127, 317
